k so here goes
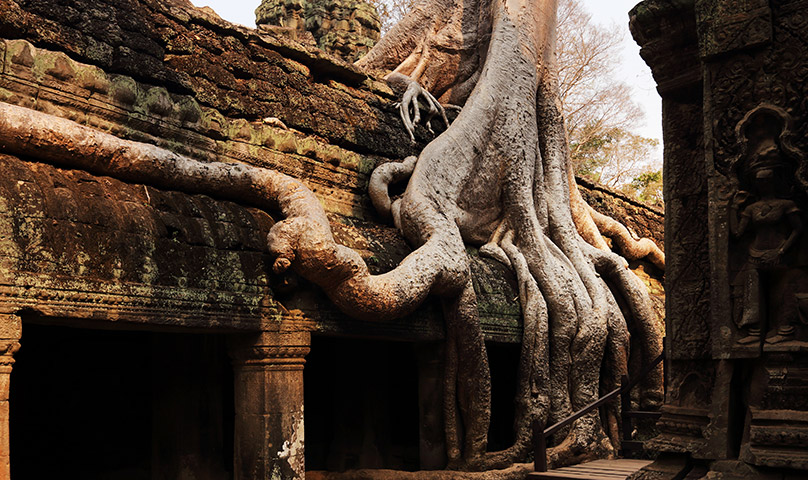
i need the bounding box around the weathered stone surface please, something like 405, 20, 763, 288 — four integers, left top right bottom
633, 0, 808, 477
702, 13, 808, 473
577, 176, 664, 249
257, 0, 382, 62
0, 153, 278, 330
631, 6, 712, 472
0, 0, 423, 159
630, 0, 700, 96
577, 176, 666, 321
0, 149, 455, 338
0, 33, 663, 343
695, 0, 771, 59
257, 0, 309, 37
229, 330, 311, 480
0, 313, 20, 480
0, 37, 383, 220
626, 453, 692, 480
305, 0, 381, 62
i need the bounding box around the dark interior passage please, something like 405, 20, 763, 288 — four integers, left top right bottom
304, 336, 522, 472
486, 341, 520, 453
10, 323, 233, 480
304, 336, 420, 472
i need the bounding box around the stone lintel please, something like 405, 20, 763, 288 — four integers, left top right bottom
230, 330, 312, 369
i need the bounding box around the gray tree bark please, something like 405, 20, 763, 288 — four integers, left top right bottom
359, 0, 664, 471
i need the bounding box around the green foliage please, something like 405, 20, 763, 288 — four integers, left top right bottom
625, 169, 664, 206
571, 125, 659, 191
569, 126, 621, 180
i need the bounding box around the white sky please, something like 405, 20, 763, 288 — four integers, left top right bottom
585, 1, 662, 145
190, 0, 662, 148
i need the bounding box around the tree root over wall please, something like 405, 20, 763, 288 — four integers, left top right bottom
0, 0, 663, 466
307, 464, 535, 480
358, 0, 664, 472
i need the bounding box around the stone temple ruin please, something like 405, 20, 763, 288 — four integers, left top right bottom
0, 0, 804, 479
255, 0, 381, 62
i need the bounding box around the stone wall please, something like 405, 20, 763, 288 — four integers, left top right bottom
0, 0, 663, 342
631, 0, 808, 477
0, 0, 408, 158
577, 176, 664, 248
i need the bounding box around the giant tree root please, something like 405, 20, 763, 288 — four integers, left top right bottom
587, 205, 665, 270
0, 101, 457, 322
356, 0, 491, 105
307, 464, 534, 480
355, 0, 664, 471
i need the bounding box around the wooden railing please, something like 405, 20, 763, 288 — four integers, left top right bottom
532, 346, 665, 472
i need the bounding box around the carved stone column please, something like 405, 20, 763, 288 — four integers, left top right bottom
0, 314, 21, 480
633, 0, 808, 476
630, 0, 720, 465
229, 330, 310, 480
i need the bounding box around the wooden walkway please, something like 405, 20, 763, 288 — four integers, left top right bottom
527, 459, 653, 480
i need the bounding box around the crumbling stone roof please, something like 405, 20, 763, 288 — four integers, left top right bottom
0, 0, 415, 158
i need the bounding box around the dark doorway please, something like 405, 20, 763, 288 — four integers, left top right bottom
304, 336, 420, 472
10, 323, 234, 480
486, 341, 520, 452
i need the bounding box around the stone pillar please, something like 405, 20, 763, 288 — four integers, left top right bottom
230, 330, 310, 480
633, 0, 808, 476
0, 314, 21, 480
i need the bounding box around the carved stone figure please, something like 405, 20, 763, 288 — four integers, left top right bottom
627, 1, 808, 476
729, 106, 807, 347
731, 168, 802, 343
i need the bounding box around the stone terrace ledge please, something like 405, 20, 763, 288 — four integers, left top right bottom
0, 28, 524, 341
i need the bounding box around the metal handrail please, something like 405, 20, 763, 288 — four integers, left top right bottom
533, 347, 665, 472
